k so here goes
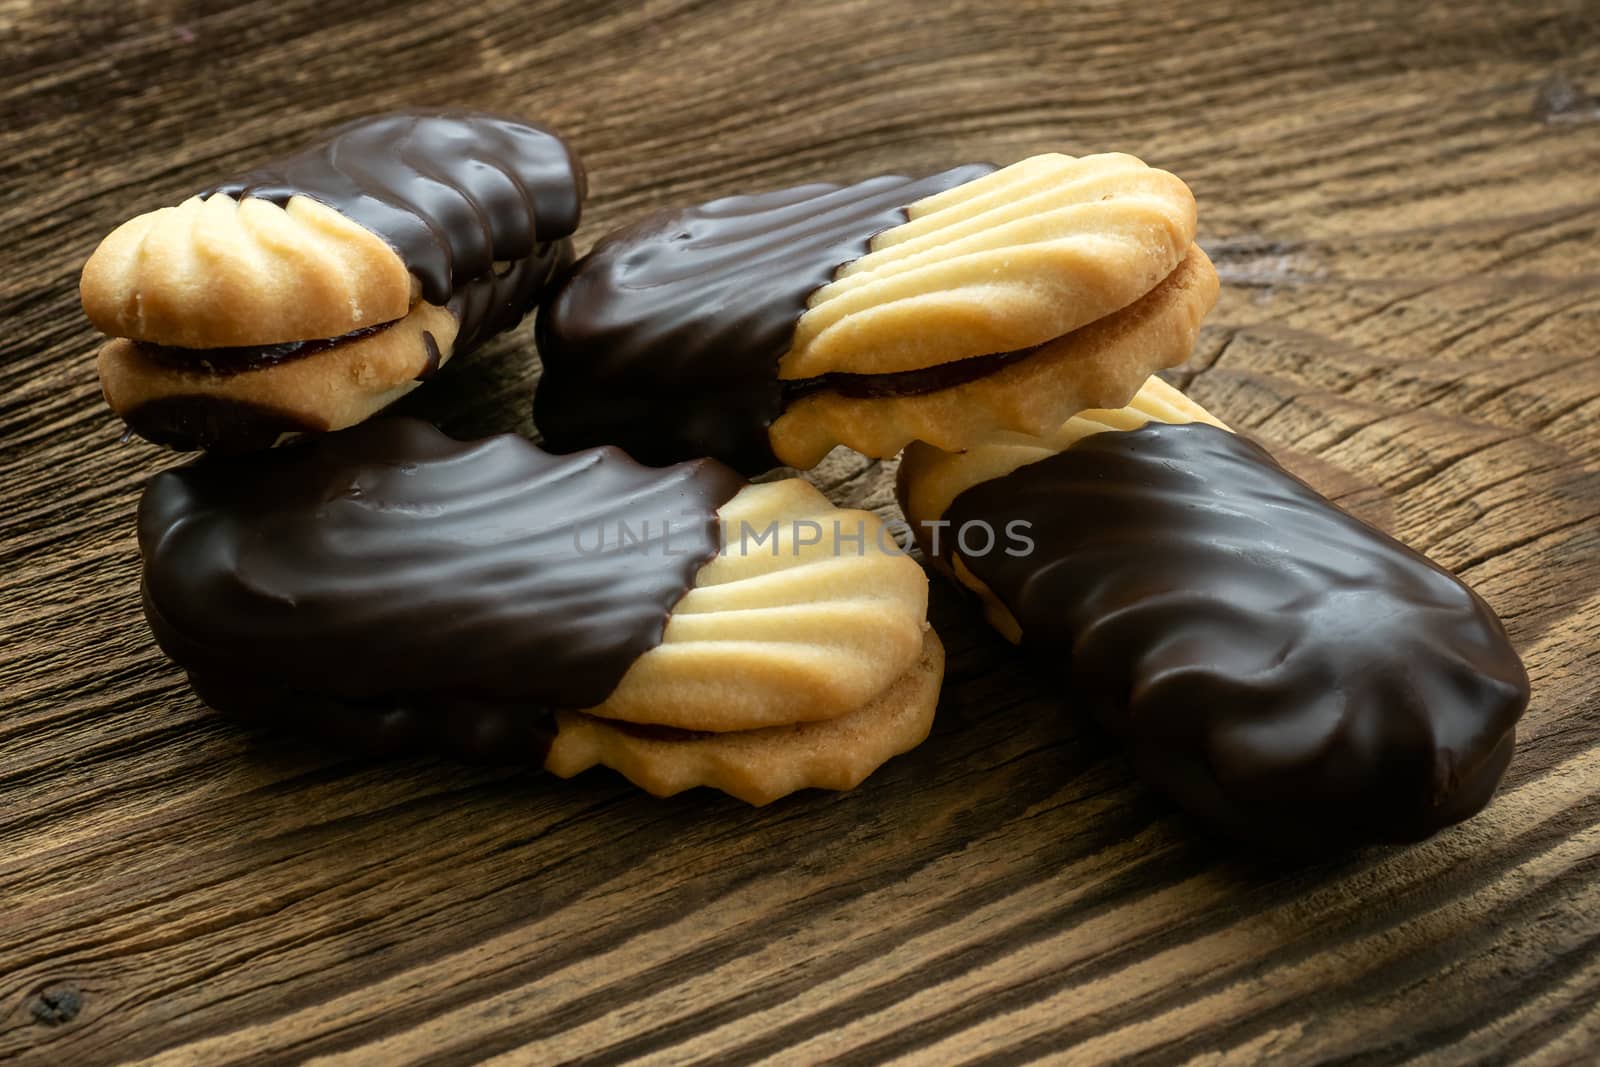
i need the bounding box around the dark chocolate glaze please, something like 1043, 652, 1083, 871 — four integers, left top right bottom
188, 674, 708, 765
447, 239, 572, 357
941, 421, 1529, 849
534, 165, 995, 473
135, 320, 400, 376
187, 672, 561, 765
122, 396, 322, 453
786, 339, 1042, 401
203, 112, 585, 307
139, 418, 746, 741
417, 332, 442, 382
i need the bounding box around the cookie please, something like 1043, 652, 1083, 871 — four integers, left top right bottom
140, 418, 937, 803
896, 377, 1529, 848
534, 152, 1204, 473
85, 112, 585, 451
589, 477, 931, 731
770, 246, 1217, 465
546, 630, 943, 805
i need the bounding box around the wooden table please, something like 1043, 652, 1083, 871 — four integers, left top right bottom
4, 1, 1598, 1062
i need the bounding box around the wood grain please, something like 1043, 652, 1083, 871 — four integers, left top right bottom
3, 0, 1599, 1063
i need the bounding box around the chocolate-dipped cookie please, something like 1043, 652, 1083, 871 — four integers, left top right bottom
897, 377, 1529, 849
535, 153, 1214, 474
85, 112, 585, 451
139, 418, 941, 805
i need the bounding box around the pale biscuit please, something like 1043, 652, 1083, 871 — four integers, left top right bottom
546, 628, 943, 805
898, 373, 1229, 537
896, 375, 1229, 642
98, 301, 459, 439
81, 194, 414, 349
780, 153, 1198, 379
587, 478, 931, 732
770, 245, 1219, 468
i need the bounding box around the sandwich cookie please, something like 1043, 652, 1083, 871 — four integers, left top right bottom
85, 112, 585, 451
139, 418, 940, 805
897, 377, 1529, 849
535, 153, 1213, 473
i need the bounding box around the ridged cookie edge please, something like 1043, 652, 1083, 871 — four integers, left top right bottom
771, 245, 1218, 469
81, 193, 413, 348
780, 153, 1198, 378
547, 628, 943, 805
585, 478, 931, 732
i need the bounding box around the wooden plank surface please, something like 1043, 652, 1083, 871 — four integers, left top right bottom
3, 0, 1599, 1062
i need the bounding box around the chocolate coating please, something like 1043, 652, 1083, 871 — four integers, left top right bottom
416, 332, 443, 382
122, 396, 322, 452
448, 240, 572, 358
135, 321, 400, 376
139, 418, 745, 740
787, 340, 1041, 401
187, 673, 564, 765
534, 165, 994, 473
204, 111, 585, 307
942, 421, 1529, 849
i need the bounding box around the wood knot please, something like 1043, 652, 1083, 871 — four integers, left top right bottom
30, 981, 82, 1026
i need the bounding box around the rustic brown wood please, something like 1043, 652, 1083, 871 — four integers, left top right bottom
2, 0, 1599, 1062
